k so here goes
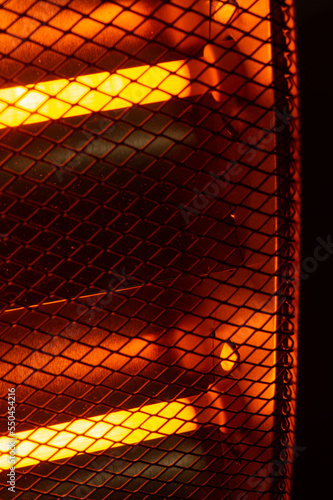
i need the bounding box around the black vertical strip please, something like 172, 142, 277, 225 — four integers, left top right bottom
292, 1, 333, 499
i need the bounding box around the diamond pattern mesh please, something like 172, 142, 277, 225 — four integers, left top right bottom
0, 1, 297, 499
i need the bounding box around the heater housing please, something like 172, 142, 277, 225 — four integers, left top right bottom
0, 1, 299, 499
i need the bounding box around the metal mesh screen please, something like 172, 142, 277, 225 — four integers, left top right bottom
0, 1, 298, 499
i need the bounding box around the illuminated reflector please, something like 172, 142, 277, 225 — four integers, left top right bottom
212, 2, 238, 24
0, 60, 210, 129
0, 399, 197, 471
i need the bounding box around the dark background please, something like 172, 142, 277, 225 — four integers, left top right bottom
293, 0, 333, 498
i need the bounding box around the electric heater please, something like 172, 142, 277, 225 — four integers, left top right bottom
0, 1, 300, 499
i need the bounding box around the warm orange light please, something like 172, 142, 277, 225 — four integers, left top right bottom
0, 40, 258, 130
220, 342, 238, 371
212, 1, 238, 25
0, 61, 199, 129
0, 399, 197, 471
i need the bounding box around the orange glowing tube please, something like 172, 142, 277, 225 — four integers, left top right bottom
0, 60, 210, 129
0, 399, 197, 471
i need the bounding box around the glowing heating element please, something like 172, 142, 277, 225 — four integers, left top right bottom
0, 60, 211, 129
0, 399, 197, 471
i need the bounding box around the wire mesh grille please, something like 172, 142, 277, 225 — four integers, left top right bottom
0, 1, 298, 499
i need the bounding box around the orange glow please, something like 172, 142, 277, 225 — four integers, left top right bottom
212, 2, 238, 24
0, 60, 199, 129
220, 342, 238, 371
0, 399, 197, 471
